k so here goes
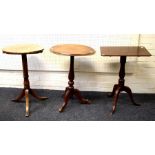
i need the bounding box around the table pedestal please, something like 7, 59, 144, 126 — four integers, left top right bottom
12, 54, 48, 117
59, 56, 90, 112
108, 56, 140, 114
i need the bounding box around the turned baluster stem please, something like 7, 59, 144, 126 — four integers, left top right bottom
22, 54, 30, 90
68, 56, 74, 89
118, 56, 126, 87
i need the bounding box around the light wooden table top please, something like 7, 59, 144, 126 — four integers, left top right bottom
100, 46, 151, 57
50, 44, 95, 56
2, 44, 44, 55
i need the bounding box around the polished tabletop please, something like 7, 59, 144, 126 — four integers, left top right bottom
100, 46, 151, 56
50, 44, 95, 56
2, 44, 44, 55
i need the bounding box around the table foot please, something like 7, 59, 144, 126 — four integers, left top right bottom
12, 89, 48, 102
62, 87, 71, 98
29, 89, 48, 100
108, 84, 118, 97
110, 84, 139, 114
74, 89, 91, 104
12, 89, 25, 102
25, 89, 30, 117
123, 86, 140, 106
12, 88, 48, 117
59, 87, 90, 112
112, 87, 121, 114
59, 89, 73, 112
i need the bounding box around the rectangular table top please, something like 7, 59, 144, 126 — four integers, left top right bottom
100, 46, 151, 56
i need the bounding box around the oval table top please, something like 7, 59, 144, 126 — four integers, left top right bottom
50, 44, 95, 56
2, 44, 44, 55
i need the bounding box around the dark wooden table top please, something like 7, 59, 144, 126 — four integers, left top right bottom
100, 46, 151, 57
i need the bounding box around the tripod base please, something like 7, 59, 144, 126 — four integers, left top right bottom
108, 84, 140, 114
59, 87, 90, 112
12, 88, 48, 117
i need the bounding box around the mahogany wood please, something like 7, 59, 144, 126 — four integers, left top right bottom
59, 56, 90, 112
108, 56, 140, 114
51, 44, 95, 112
100, 46, 151, 114
50, 44, 95, 56
101, 46, 151, 56
12, 54, 48, 117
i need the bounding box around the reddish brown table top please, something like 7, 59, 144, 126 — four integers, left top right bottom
100, 46, 151, 57
50, 44, 95, 56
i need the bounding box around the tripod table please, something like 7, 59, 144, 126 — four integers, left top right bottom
3, 44, 48, 117
50, 44, 96, 112
100, 46, 151, 114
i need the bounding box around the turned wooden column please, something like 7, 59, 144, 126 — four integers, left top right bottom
22, 54, 30, 89
109, 56, 140, 114
59, 56, 90, 112
13, 54, 48, 117
68, 56, 74, 90
119, 56, 126, 87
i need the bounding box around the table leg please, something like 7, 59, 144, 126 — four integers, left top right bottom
108, 84, 118, 97
109, 56, 140, 114
12, 54, 48, 117
25, 89, 30, 117
59, 56, 90, 112
12, 89, 25, 102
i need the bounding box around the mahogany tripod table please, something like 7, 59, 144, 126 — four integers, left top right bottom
50, 44, 95, 112
100, 46, 151, 114
3, 44, 48, 117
